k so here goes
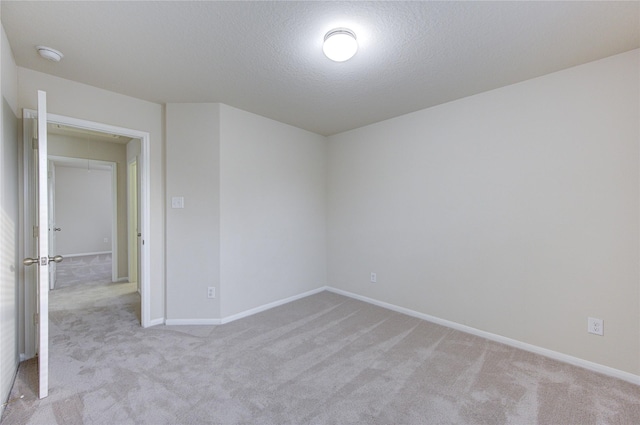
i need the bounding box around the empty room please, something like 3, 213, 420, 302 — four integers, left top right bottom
0, 1, 638, 424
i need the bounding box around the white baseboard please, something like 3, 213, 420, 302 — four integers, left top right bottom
220, 287, 326, 324
161, 287, 327, 327
165, 318, 222, 326
146, 317, 165, 327
326, 287, 640, 386
147, 285, 640, 385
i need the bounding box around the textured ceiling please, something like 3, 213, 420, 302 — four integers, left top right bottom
2, 1, 639, 136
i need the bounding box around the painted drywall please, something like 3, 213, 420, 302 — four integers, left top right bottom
17, 67, 165, 321
0, 20, 19, 414
165, 103, 220, 320
219, 104, 327, 317
53, 165, 112, 256
327, 50, 640, 375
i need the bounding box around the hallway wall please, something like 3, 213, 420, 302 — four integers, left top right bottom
53, 165, 113, 256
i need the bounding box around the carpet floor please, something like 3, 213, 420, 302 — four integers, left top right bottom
53, 253, 113, 289
1, 277, 639, 424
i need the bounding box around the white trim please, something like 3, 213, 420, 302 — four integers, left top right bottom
163, 287, 327, 327
165, 318, 222, 326
37, 90, 49, 398
111, 163, 118, 281
220, 287, 327, 324
115, 277, 129, 283
325, 287, 640, 386
147, 318, 164, 327
139, 133, 151, 329
143, 283, 640, 386
126, 157, 139, 292
25, 109, 153, 328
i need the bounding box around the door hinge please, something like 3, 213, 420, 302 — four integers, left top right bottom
34, 313, 39, 324
32, 137, 38, 150
33, 226, 39, 238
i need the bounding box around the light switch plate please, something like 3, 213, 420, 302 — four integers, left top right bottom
171, 196, 184, 209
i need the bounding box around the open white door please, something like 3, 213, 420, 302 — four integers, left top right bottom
34, 90, 49, 399
22, 91, 62, 399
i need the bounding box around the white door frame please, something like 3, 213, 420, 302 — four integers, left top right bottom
127, 157, 140, 292
22, 110, 152, 349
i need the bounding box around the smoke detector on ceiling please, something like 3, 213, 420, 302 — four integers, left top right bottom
36, 46, 64, 62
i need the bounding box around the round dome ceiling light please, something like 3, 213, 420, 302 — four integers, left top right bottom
36, 46, 64, 62
323, 28, 358, 62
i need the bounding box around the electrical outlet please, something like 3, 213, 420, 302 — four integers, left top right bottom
207, 287, 216, 299
103, 238, 108, 243
370, 272, 377, 283
587, 317, 603, 336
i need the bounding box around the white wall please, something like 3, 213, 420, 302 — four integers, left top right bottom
0, 20, 19, 413
165, 104, 327, 320
18, 68, 165, 321
5, 24, 636, 383
165, 103, 220, 320
327, 50, 640, 375
220, 105, 327, 317
53, 165, 112, 256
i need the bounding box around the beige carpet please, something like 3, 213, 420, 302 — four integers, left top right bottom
1, 278, 639, 424
53, 253, 113, 289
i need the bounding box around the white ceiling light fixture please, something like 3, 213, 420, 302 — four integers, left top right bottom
323, 28, 358, 62
36, 46, 64, 62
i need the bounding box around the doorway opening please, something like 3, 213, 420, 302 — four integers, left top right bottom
22, 110, 152, 361
48, 156, 118, 288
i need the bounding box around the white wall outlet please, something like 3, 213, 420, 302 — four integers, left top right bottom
370, 272, 377, 283
587, 317, 603, 336
103, 237, 108, 243
207, 287, 216, 299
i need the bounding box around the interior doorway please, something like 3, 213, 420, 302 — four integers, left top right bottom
22, 109, 152, 360
45, 122, 143, 295
48, 156, 118, 285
